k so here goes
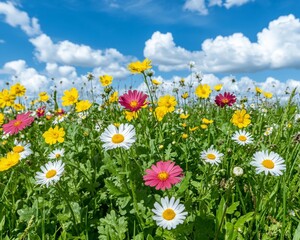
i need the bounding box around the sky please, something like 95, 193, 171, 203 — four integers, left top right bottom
1, 0, 300, 101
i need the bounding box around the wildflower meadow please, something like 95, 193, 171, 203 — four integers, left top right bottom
0, 58, 300, 240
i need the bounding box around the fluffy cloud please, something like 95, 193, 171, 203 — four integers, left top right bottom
223, 0, 253, 9
183, 0, 208, 15
144, 15, 300, 73
29, 34, 131, 69
0, 1, 41, 36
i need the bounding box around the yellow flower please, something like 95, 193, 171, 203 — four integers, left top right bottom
181, 123, 187, 128
201, 124, 208, 129
39, 92, 50, 102
0, 89, 16, 108
155, 106, 168, 121
263, 92, 273, 98
43, 126, 65, 145
214, 84, 223, 91
255, 87, 263, 94
128, 58, 152, 74
125, 111, 139, 121
99, 75, 113, 87
202, 118, 213, 124
152, 79, 161, 85
0, 113, 5, 125
76, 100, 92, 112
231, 109, 251, 128
158, 95, 177, 113
182, 133, 188, 139
61, 88, 79, 106
10, 83, 26, 97
195, 84, 212, 99
181, 92, 189, 99
0, 152, 20, 172
113, 123, 120, 127
180, 113, 189, 119
109, 91, 118, 103
189, 126, 199, 132
13, 103, 25, 111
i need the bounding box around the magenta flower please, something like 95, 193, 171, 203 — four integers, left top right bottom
36, 106, 46, 117
119, 90, 148, 112
215, 92, 236, 108
143, 160, 183, 190
3, 112, 35, 135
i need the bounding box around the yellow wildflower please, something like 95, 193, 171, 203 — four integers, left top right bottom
0, 89, 16, 108
61, 88, 79, 106
158, 95, 177, 113
128, 58, 152, 74
0, 152, 20, 172
182, 133, 188, 139
13, 103, 25, 111
181, 92, 189, 99
152, 79, 161, 85
0, 113, 5, 125
109, 91, 118, 103
255, 87, 263, 94
39, 92, 50, 102
202, 118, 213, 124
201, 124, 208, 129
43, 126, 65, 145
125, 111, 139, 121
76, 100, 92, 112
99, 75, 113, 87
263, 92, 273, 98
10, 83, 26, 97
155, 106, 168, 121
180, 113, 189, 119
189, 126, 199, 132
195, 84, 212, 99
113, 123, 120, 127
231, 109, 251, 128
214, 84, 223, 91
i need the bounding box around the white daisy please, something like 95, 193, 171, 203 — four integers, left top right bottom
231, 130, 253, 146
250, 150, 286, 176
200, 146, 223, 165
52, 115, 65, 125
13, 140, 32, 160
35, 160, 65, 187
48, 149, 65, 159
152, 196, 187, 230
263, 126, 273, 136
100, 123, 136, 150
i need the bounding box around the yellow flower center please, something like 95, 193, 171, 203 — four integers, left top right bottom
130, 100, 138, 107
238, 117, 244, 123
207, 153, 216, 160
55, 153, 61, 158
14, 120, 22, 127
262, 159, 275, 169
162, 208, 176, 220
46, 169, 57, 178
238, 135, 247, 142
112, 134, 124, 144
165, 102, 171, 108
3, 95, 10, 102
222, 98, 229, 104
13, 146, 24, 153
157, 171, 169, 181
69, 96, 76, 102
52, 132, 59, 139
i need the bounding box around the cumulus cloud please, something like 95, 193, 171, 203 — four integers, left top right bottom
224, 0, 253, 9
183, 0, 208, 15
144, 15, 300, 73
0, 1, 41, 36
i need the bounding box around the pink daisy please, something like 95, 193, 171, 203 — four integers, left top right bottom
119, 90, 148, 112
215, 92, 236, 108
143, 160, 183, 190
3, 112, 35, 135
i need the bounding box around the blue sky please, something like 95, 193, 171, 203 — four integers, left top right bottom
0, 0, 300, 98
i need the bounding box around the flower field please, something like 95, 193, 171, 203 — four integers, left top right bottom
0, 59, 300, 240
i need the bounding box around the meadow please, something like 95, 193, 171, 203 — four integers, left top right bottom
0, 59, 299, 240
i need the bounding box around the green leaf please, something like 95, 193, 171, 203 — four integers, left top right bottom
226, 202, 239, 214
293, 222, 300, 240
105, 179, 126, 197
177, 171, 192, 195
216, 197, 226, 232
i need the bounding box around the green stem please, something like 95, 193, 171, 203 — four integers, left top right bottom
280, 175, 286, 240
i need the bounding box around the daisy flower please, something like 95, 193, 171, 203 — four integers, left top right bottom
13, 140, 32, 160
143, 161, 183, 190
250, 150, 286, 176
119, 90, 148, 112
200, 146, 223, 165
100, 123, 136, 150
152, 196, 188, 230
231, 130, 253, 145
48, 149, 65, 159
35, 160, 65, 187
3, 112, 34, 135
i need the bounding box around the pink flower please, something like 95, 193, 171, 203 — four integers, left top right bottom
3, 112, 35, 135
119, 90, 148, 112
143, 160, 183, 190
215, 92, 236, 108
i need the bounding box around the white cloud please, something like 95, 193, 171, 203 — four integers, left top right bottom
209, 0, 222, 7
183, 0, 208, 15
29, 34, 133, 75
223, 0, 253, 9
144, 15, 300, 73
0, 1, 41, 36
